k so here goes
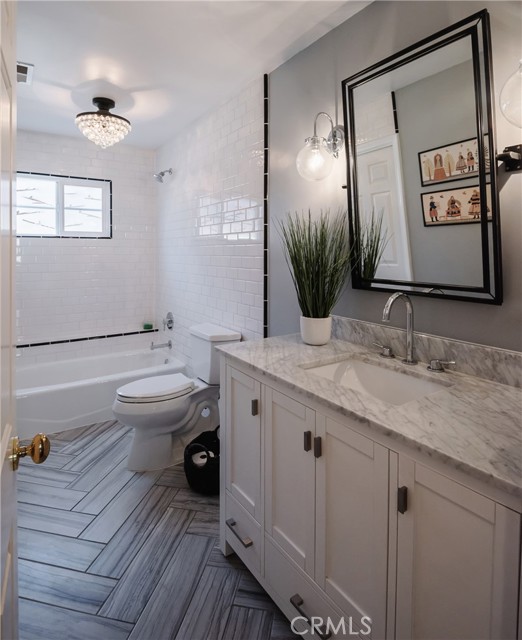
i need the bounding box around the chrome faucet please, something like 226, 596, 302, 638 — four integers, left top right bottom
150, 340, 172, 350
382, 292, 417, 365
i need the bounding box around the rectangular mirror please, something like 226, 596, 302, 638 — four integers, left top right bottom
342, 9, 502, 304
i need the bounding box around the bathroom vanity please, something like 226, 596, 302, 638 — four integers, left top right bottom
218, 334, 521, 640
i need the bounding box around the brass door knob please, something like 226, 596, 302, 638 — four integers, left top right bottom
11, 433, 50, 470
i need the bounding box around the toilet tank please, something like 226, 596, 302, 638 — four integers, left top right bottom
189, 323, 241, 384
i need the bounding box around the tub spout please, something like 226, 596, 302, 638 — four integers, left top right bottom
151, 340, 172, 350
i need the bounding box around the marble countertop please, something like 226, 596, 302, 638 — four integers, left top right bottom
219, 335, 522, 501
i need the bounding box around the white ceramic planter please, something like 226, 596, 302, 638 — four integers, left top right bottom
300, 316, 332, 346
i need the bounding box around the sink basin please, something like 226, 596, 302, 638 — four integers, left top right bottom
306, 358, 449, 406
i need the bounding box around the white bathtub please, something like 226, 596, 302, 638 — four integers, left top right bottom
16, 350, 186, 439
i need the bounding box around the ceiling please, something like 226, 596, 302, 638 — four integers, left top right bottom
17, 1, 370, 150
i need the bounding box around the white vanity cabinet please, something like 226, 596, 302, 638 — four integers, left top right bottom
220, 358, 521, 640
394, 457, 520, 640
314, 415, 390, 638
263, 389, 390, 636
221, 364, 263, 575
264, 387, 316, 576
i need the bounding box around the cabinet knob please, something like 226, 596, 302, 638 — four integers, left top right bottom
251, 399, 259, 416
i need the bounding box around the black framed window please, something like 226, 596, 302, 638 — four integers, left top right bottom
16, 172, 112, 238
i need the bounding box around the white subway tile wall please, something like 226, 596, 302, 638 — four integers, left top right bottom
155, 78, 265, 367
354, 93, 395, 144
16, 131, 157, 356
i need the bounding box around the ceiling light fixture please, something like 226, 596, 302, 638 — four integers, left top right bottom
75, 97, 131, 149
296, 112, 345, 181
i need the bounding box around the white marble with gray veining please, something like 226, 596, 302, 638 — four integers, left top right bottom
218, 333, 522, 501
332, 316, 522, 388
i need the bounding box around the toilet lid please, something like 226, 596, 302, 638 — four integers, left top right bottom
117, 373, 196, 403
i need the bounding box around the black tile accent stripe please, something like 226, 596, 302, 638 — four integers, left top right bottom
16, 329, 158, 349
263, 73, 269, 339
391, 91, 399, 133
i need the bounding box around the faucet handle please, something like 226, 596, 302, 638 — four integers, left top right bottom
372, 342, 395, 359
427, 359, 456, 372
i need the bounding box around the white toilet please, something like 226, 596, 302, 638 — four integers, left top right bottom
112, 323, 241, 471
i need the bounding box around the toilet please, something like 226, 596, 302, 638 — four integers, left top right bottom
112, 323, 241, 471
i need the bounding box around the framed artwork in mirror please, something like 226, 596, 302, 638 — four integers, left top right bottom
418, 137, 479, 186
421, 185, 492, 227
342, 9, 502, 303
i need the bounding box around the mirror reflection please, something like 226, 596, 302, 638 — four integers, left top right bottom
342, 10, 501, 303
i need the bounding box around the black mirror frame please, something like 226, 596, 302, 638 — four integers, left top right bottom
341, 9, 502, 305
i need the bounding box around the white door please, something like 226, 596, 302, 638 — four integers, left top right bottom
0, 2, 18, 638
395, 458, 520, 640
356, 134, 413, 282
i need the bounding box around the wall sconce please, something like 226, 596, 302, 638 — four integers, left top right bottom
496, 60, 521, 172
296, 112, 345, 181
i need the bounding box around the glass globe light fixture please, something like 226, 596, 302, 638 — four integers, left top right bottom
76, 97, 131, 149
296, 136, 334, 181
499, 60, 522, 128
296, 112, 345, 181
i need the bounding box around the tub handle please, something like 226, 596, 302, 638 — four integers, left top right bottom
10, 433, 51, 471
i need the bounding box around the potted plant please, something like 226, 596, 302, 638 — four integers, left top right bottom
279, 209, 352, 345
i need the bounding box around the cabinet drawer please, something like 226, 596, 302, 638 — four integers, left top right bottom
265, 537, 371, 639
225, 491, 262, 575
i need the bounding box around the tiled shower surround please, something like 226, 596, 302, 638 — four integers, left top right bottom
155, 78, 265, 370
16, 78, 265, 370
16, 130, 157, 358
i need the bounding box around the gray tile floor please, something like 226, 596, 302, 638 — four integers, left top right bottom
17, 420, 295, 640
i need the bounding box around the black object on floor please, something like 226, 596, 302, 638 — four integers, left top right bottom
184, 426, 220, 495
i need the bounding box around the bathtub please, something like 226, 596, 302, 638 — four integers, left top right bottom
16, 350, 186, 439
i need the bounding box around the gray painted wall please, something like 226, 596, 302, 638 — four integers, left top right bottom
394, 61, 483, 286
268, 1, 522, 351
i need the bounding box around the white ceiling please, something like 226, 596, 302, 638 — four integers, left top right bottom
17, 1, 370, 150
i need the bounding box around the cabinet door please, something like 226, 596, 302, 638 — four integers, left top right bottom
265, 387, 316, 577
224, 366, 261, 521
396, 458, 520, 640
315, 415, 389, 639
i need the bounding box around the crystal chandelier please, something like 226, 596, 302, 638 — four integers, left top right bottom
75, 97, 131, 149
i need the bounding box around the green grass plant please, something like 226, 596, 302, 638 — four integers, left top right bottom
278, 209, 352, 318
357, 210, 389, 281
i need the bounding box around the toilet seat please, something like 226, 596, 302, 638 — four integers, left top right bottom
117, 373, 196, 404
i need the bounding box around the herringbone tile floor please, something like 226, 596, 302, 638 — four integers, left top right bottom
17, 420, 295, 640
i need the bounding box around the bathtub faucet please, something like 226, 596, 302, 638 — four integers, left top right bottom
150, 340, 172, 350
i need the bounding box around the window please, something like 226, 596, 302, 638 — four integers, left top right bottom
16, 172, 112, 238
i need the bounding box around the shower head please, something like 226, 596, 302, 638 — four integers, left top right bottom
153, 168, 173, 183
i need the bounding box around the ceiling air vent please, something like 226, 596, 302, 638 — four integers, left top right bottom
17, 62, 34, 85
